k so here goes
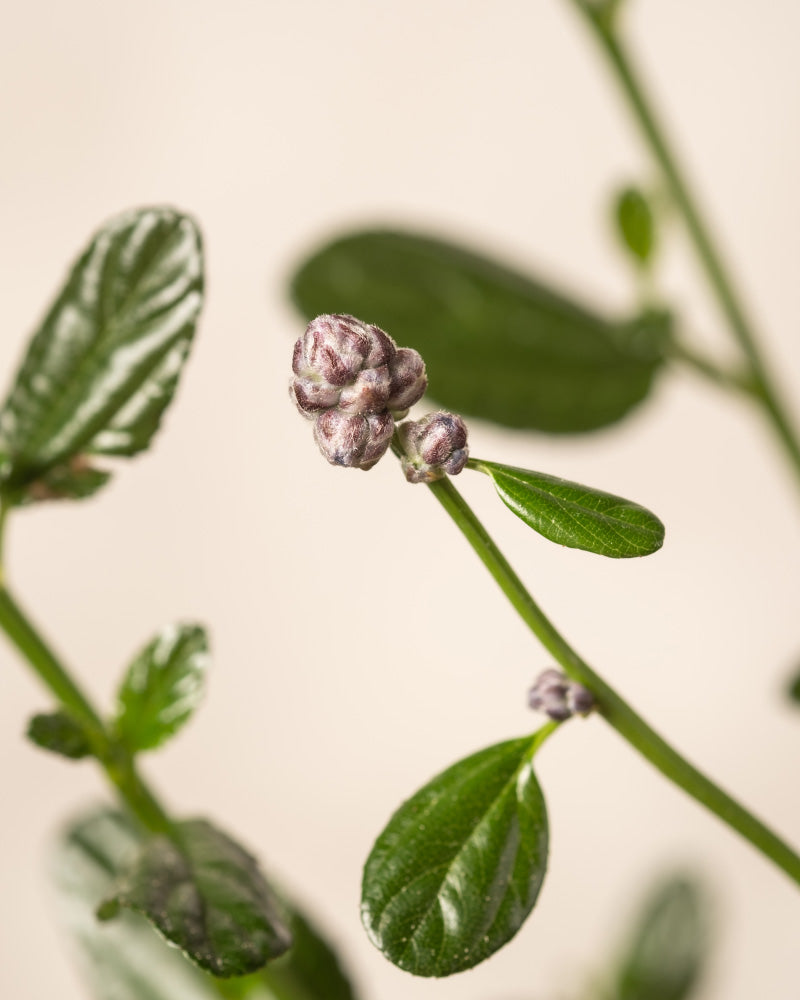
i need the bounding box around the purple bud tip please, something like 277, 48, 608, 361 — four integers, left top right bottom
397, 410, 469, 483
528, 669, 594, 721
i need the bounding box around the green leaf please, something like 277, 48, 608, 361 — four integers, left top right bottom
0, 206, 203, 501
290, 229, 670, 433
472, 459, 665, 558
113, 623, 208, 753
27, 709, 92, 759
615, 187, 657, 266
54, 808, 220, 1000
104, 818, 292, 978
787, 665, 800, 705
613, 875, 709, 1000
361, 734, 549, 977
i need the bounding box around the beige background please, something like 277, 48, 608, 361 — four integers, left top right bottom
1, 1, 800, 997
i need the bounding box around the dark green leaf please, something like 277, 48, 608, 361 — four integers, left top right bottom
615, 187, 657, 266
290, 230, 670, 433
787, 666, 800, 705
113, 623, 208, 753
0, 206, 203, 500
361, 734, 548, 977
104, 818, 292, 978
54, 808, 220, 1000
614, 875, 708, 1000
27, 710, 92, 759
472, 459, 664, 558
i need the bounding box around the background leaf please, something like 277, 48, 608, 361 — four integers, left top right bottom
786, 664, 800, 705
361, 735, 548, 977
27, 710, 92, 760
612, 875, 708, 1000
472, 459, 665, 558
615, 186, 657, 266
290, 229, 670, 433
113, 623, 208, 753
0, 206, 203, 501
56, 809, 357, 1000
104, 818, 292, 978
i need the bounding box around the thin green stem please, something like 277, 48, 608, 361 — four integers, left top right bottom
667, 340, 755, 397
428, 475, 800, 885
567, 2, 800, 489
0, 584, 172, 837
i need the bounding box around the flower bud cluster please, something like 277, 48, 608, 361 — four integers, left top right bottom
528, 669, 594, 721
397, 411, 469, 483
290, 314, 426, 470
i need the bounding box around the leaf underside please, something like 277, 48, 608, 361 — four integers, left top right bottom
361, 736, 548, 977
291, 229, 670, 433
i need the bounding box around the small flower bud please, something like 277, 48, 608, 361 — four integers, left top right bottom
290, 314, 396, 417
397, 411, 469, 483
387, 347, 427, 417
313, 408, 394, 470
528, 668, 594, 721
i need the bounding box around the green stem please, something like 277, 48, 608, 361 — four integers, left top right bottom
568, 2, 800, 489
0, 584, 172, 837
428, 475, 800, 885
668, 339, 755, 396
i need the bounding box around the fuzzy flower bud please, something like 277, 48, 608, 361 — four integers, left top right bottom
397, 411, 469, 484
387, 347, 428, 418
528, 669, 594, 721
313, 408, 394, 470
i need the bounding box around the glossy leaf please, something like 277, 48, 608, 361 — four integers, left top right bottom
0, 206, 203, 500
54, 808, 220, 1000
361, 735, 548, 977
290, 229, 669, 433
472, 459, 664, 558
615, 187, 657, 266
113, 623, 208, 753
27, 710, 92, 759
614, 875, 708, 1000
103, 818, 292, 978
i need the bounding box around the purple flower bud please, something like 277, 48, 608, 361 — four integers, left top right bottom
528, 668, 594, 721
387, 348, 427, 417
397, 411, 469, 483
290, 314, 397, 417
313, 408, 394, 470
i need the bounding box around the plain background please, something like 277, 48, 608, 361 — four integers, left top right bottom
1, 1, 799, 997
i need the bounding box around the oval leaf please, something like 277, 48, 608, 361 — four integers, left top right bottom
361, 735, 548, 977
615, 186, 657, 266
290, 230, 669, 433
113, 623, 208, 753
27, 709, 92, 760
54, 808, 221, 1000
472, 459, 664, 558
105, 819, 292, 978
614, 875, 709, 1000
0, 206, 203, 500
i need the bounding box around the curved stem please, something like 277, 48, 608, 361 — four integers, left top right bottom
428, 475, 800, 886
567, 2, 800, 490
0, 584, 172, 837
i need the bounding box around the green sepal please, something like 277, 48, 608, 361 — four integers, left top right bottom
0, 206, 203, 501
361, 733, 549, 977
102, 818, 292, 978
112, 623, 208, 754
613, 875, 709, 1000
471, 459, 665, 558
615, 186, 657, 266
290, 229, 670, 433
26, 710, 93, 760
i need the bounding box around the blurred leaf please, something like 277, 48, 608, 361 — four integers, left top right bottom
0, 206, 203, 502
471, 459, 664, 558
54, 808, 220, 1000
290, 229, 670, 433
27, 710, 92, 759
615, 187, 657, 266
361, 734, 548, 977
113, 623, 208, 753
103, 818, 292, 977
613, 875, 708, 1000
787, 665, 800, 705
